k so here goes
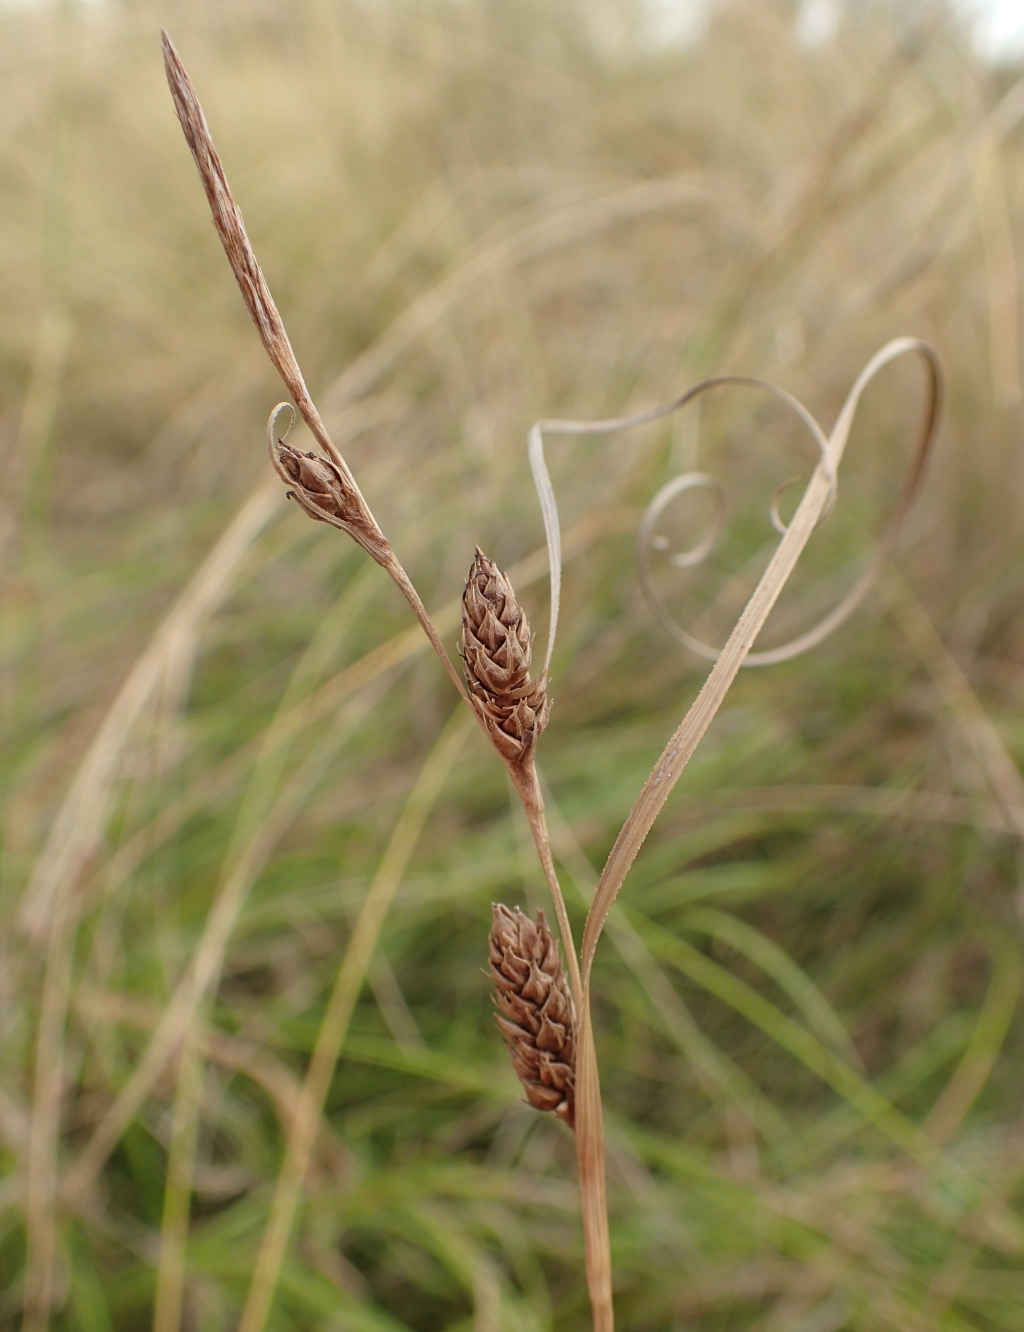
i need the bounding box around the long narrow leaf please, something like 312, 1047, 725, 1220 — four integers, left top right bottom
580, 339, 941, 982
528, 337, 943, 1329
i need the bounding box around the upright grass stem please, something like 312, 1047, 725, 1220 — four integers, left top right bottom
160, 30, 944, 1332
163, 33, 467, 709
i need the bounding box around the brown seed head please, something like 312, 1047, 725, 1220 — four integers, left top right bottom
277, 445, 354, 522
270, 437, 390, 563
489, 903, 575, 1128
462, 550, 549, 768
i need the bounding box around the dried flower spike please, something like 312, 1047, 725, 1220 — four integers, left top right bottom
164, 32, 393, 570
462, 549, 550, 770
489, 903, 575, 1128
163, 31, 323, 452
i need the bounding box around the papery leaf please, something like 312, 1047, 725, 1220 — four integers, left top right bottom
580, 338, 942, 985
528, 337, 943, 1332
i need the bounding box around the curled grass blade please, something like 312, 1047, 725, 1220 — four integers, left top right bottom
527, 338, 942, 1327
579, 340, 942, 984
528, 375, 833, 677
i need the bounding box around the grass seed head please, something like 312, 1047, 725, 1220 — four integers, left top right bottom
489, 903, 575, 1128
277, 445, 364, 527
462, 548, 549, 769
266, 416, 392, 564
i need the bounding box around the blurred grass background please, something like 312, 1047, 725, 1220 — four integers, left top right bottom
3, 0, 1024, 1328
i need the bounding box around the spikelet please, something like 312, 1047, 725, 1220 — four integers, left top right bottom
462, 549, 550, 770
273, 444, 366, 531
489, 903, 575, 1128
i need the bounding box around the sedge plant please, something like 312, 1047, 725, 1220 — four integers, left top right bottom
157, 29, 948, 1331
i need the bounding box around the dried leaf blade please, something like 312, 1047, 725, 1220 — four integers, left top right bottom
580, 338, 942, 984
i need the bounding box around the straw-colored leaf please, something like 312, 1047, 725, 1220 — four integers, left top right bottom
579, 340, 941, 982
528, 337, 943, 1326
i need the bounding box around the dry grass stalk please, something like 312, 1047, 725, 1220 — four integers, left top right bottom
489, 904, 575, 1127
158, 28, 952, 1332
975, 140, 1022, 408
18, 478, 281, 1332
161, 31, 466, 703
160, 35, 581, 1180
161, 32, 341, 473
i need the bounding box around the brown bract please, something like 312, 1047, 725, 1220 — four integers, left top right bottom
489, 904, 575, 1128
462, 549, 549, 769
271, 440, 389, 562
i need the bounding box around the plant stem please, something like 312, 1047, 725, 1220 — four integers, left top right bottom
514, 761, 583, 1014
575, 1001, 613, 1332
513, 758, 613, 1329
384, 554, 468, 704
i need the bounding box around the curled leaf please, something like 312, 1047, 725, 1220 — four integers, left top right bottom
526, 337, 943, 1332
528, 375, 834, 677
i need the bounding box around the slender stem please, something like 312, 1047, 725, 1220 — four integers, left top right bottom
511, 759, 613, 1330
152, 1028, 205, 1332
162, 30, 618, 1329
22, 892, 75, 1332
575, 1000, 613, 1332
384, 555, 468, 704
514, 762, 583, 1016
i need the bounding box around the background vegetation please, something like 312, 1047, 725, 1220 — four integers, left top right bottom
3, 0, 1024, 1328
